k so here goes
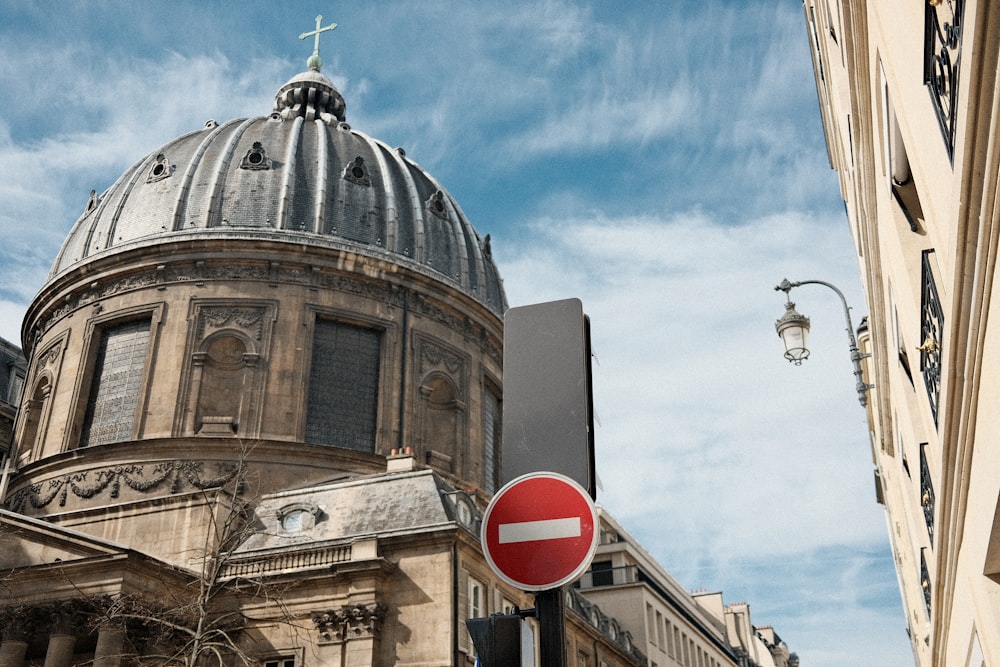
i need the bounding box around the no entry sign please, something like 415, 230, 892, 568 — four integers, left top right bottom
481, 472, 599, 591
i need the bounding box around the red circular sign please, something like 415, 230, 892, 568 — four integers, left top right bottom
481, 472, 598, 591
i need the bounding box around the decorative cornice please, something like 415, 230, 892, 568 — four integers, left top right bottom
31, 258, 402, 343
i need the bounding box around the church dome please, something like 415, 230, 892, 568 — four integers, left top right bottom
49, 68, 505, 315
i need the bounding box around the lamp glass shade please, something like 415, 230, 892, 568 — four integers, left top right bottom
775, 302, 811, 365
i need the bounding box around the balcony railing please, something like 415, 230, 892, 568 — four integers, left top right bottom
924, 0, 964, 161
920, 250, 944, 426
920, 548, 932, 619
576, 564, 639, 589
920, 443, 935, 545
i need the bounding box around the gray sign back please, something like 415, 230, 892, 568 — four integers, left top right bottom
502, 298, 595, 498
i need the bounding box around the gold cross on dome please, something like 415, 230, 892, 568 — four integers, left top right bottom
299, 14, 337, 70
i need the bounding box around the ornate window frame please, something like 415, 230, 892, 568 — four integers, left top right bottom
920, 547, 932, 619
68, 303, 164, 450
920, 443, 935, 545
175, 299, 277, 438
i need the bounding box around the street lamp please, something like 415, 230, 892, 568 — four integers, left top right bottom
774, 278, 873, 407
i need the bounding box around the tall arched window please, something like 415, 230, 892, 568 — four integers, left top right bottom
482, 382, 502, 493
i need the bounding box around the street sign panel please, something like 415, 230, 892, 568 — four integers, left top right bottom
502, 298, 596, 498
481, 472, 598, 591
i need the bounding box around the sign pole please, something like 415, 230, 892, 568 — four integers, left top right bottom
536, 587, 566, 667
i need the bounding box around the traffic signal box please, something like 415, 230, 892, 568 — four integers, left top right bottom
466, 613, 532, 667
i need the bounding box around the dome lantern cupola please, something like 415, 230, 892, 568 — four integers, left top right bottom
274, 15, 347, 123
272, 69, 346, 123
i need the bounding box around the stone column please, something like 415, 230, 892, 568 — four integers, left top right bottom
0, 639, 29, 667
93, 625, 126, 667
41, 634, 75, 667
0, 616, 32, 667
42, 610, 79, 667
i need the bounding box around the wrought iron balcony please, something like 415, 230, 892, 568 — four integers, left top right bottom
924, 0, 964, 161
920, 251, 944, 426
920, 443, 935, 545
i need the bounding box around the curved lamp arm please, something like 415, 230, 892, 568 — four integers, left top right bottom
775, 278, 873, 408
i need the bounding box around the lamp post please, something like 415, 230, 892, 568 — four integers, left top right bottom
774, 278, 872, 407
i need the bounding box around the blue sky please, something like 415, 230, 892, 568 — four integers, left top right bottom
0, 2, 913, 664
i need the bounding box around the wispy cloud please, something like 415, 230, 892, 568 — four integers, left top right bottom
0, 3, 911, 663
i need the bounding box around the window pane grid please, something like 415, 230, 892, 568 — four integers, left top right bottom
81, 319, 151, 447
306, 320, 380, 451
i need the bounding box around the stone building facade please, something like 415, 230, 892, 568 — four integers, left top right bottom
802, 0, 1000, 664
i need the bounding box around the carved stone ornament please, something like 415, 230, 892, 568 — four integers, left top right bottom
146, 153, 173, 183
38, 339, 63, 370
417, 335, 468, 398
5, 460, 240, 514
312, 603, 387, 643
343, 155, 371, 186
197, 306, 266, 342
426, 190, 449, 220
0, 600, 94, 642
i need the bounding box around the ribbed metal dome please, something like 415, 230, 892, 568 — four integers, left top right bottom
49, 68, 506, 314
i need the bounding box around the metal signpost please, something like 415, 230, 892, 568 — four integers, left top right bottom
467, 299, 598, 667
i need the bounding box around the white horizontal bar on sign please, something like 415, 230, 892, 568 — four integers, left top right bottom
498, 517, 581, 544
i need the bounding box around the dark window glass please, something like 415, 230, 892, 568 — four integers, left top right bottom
81, 319, 151, 446
591, 560, 614, 587
306, 320, 380, 451
483, 387, 501, 493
